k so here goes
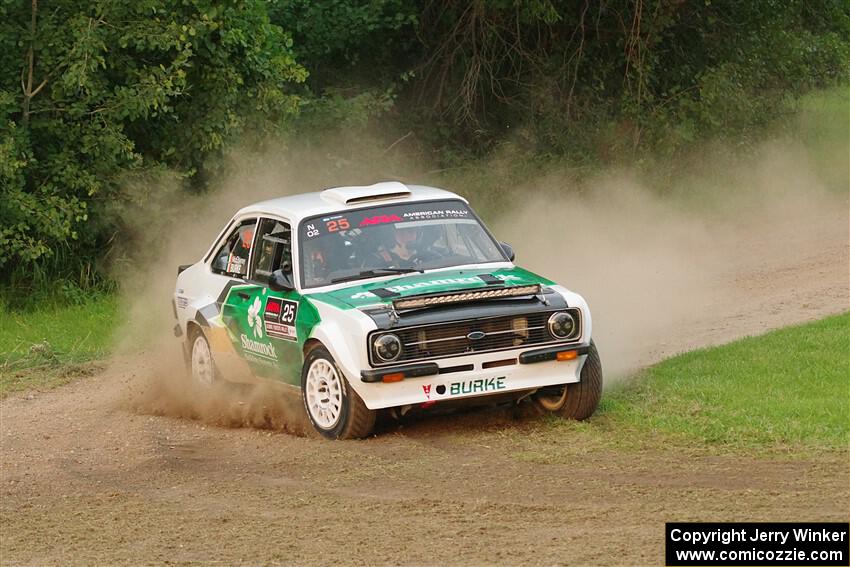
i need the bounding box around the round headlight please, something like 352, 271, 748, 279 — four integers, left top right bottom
373, 333, 402, 362
548, 312, 577, 339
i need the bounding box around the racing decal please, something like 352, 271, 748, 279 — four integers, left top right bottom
226, 255, 246, 275
360, 214, 401, 227
350, 274, 521, 299
220, 284, 322, 386
302, 201, 474, 240
304, 222, 320, 238
247, 297, 264, 338
402, 208, 469, 220
308, 267, 557, 311
449, 376, 506, 395
325, 218, 350, 232
240, 334, 278, 360
263, 297, 299, 341
422, 384, 432, 399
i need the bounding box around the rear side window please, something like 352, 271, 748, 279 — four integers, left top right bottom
252, 217, 293, 285
211, 219, 257, 277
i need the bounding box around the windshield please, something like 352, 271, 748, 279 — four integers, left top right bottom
299, 199, 507, 288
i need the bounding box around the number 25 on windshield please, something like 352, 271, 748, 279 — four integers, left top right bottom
326, 219, 350, 232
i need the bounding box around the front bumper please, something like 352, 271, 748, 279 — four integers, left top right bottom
354, 343, 588, 410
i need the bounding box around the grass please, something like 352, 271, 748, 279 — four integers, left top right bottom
602, 312, 850, 449
536, 313, 850, 462
516, 312, 850, 461
0, 295, 118, 396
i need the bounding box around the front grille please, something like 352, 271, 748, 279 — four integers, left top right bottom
369, 309, 581, 366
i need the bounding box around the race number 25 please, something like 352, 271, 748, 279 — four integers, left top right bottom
281, 302, 296, 324
326, 218, 350, 232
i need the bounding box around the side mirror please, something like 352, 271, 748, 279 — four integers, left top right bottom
269, 269, 295, 292
500, 242, 515, 262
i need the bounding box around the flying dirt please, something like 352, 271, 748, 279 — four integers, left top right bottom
1, 138, 848, 564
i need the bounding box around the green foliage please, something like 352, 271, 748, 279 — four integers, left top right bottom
1, 0, 847, 291
270, 0, 417, 79
390, 0, 850, 156
0, 0, 306, 278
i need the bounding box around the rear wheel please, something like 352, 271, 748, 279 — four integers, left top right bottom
189, 330, 217, 386
301, 346, 375, 439
534, 341, 602, 420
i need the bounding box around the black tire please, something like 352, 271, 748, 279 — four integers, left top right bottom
534, 340, 603, 420
187, 327, 218, 386
301, 346, 376, 440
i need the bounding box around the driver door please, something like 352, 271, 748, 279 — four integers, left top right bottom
221, 217, 313, 386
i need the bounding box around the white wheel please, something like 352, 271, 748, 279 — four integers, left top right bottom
191, 333, 215, 386
301, 346, 375, 439
304, 358, 343, 429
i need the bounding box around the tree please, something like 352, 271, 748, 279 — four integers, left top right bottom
0, 0, 306, 274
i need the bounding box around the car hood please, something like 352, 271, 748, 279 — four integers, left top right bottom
305, 266, 554, 310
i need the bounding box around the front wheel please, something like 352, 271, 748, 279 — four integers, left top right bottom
534, 340, 603, 420
301, 346, 376, 439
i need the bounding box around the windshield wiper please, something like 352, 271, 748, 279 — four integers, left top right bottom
330, 267, 424, 285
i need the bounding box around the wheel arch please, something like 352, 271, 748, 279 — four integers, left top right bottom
186, 320, 204, 340
303, 338, 323, 357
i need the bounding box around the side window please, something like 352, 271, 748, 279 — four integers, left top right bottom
252, 217, 293, 285
211, 219, 257, 277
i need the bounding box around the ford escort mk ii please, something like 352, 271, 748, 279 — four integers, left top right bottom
173, 182, 602, 439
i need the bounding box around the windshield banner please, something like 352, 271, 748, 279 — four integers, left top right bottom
302, 200, 472, 239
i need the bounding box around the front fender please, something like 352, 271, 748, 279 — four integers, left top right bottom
306, 300, 376, 398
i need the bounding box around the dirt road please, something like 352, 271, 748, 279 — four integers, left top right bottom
2, 206, 848, 565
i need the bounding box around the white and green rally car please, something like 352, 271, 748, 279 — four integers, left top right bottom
173, 182, 602, 439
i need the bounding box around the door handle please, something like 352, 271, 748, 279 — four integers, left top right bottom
237, 292, 250, 300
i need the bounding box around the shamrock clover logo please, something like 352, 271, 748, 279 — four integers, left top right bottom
247, 296, 263, 338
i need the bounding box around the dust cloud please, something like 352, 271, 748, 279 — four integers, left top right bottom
496, 140, 849, 379
109, 152, 321, 433
117, 348, 311, 435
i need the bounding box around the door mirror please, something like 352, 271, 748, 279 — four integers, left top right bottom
269, 269, 295, 292
500, 242, 515, 262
